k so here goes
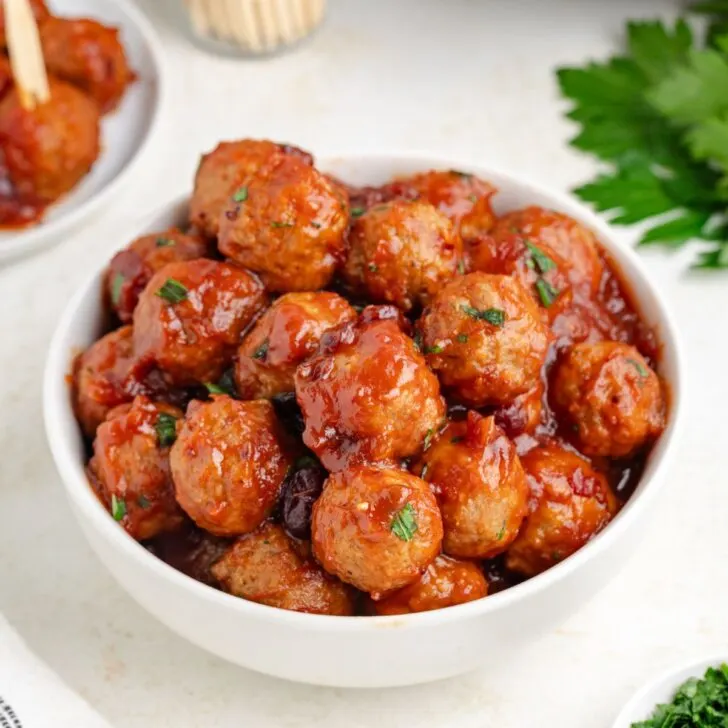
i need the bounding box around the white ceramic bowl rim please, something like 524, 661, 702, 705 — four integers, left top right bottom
44, 152, 684, 632
0, 0, 166, 263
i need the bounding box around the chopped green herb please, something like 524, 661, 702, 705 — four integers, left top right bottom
627, 357, 649, 377
631, 664, 728, 728
232, 186, 248, 202
535, 278, 559, 307
460, 304, 506, 327
456, 333, 469, 343
155, 412, 178, 447
111, 494, 126, 522
368, 263, 378, 272
156, 278, 188, 304
155, 236, 175, 247
420, 463, 429, 479
525, 256, 536, 271
423, 428, 434, 450
253, 338, 269, 361
205, 382, 227, 395
526, 241, 556, 273
391, 503, 418, 542
425, 344, 444, 354
137, 495, 151, 509
496, 521, 506, 541
449, 169, 472, 179
351, 206, 366, 218
467, 193, 478, 203
111, 273, 124, 307
451, 436, 464, 444
457, 259, 466, 275
271, 221, 295, 228
413, 331, 424, 352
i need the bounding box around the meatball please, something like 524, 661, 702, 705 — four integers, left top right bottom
170, 397, 294, 536
218, 153, 348, 292
342, 200, 462, 312
295, 317, 445, 471
132, 259, 266, 387
414, 412, 528, 559
189, 139, 312, 239
0, 0, 48, 48
369, 555, 488, 615
311, 466, 443, 595
90, 396, 184, 541
418, 273, 549, 407
468, 207, 604, 304
551, 341, 665, 457
0, 77, 100, 200
39, 17, 135, 113
74, 326, 135, 437
385, 169, 496, 234
234, 292, 356, 400
506, 443, 618, 576
106, 228, 210, 323
212, 522, 355, 615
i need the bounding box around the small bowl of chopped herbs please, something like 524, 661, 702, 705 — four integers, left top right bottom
613, 657, 728, 728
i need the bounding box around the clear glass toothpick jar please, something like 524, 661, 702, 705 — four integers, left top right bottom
183, 0, 326, 57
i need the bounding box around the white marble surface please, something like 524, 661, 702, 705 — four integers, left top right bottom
1, 0, 726, 725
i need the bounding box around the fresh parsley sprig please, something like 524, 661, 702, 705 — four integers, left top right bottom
557, 6, 728, 269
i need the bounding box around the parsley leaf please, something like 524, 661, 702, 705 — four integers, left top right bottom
391, 503, 418, 542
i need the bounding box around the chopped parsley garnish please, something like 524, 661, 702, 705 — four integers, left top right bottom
631, 664, 728, 728
460, 304, 506, 327
413, 331, 424, 352
155, 412, 178, 447
155, 236, 175, 247
627, 358, 649, 377
155, 278, 188, 304
467, 193, 478, 203
137, 495, 151, 509
526, 241, 556, 273
111, 494, 126, 522
253, 338, 270, 361
535, 278, 559, 307
456, 333, 469, 343
271, 221, 295, 228
420, 463, 429, 479
205, 382, 227, 395
205, 370, 236, 396
351, 206, 366, 218
425, 344, 444, 354
457, 259, 466, 275
232, 186, 248, 202
496, 521, 506, 541
110, 273, 124, 307
423, 428, 434, 450
390, 503, 418, 542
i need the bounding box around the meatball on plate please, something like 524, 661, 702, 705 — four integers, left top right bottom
0, 0, 164, 263
45, 151, 682, 688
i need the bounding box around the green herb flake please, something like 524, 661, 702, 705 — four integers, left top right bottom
425, 344, 444, 354
271, 221, 295, 229
253, 338, 270, 361
232, 186, 248, 203
496, 521, 506, 541
155, 278, 188, 304
390, 503, 418, 542
111, 273, 125, 307
413, 330, 424, 352
137, 495, 151, 509
351, 206, 366, 218
460, 304, 506, 327
155, 236, 175, 247
155, 412, 178, 448
627, 357, 649, 377
205, 382, 227, 395
526, 242, 556, 273
111, 494, 126, 522
457, 259, 466, 275
456, 333, 469, 343
467, 193, 478, 203
420, 463, 429, 479
535, 278, 559, 308
423, 428, 434, 450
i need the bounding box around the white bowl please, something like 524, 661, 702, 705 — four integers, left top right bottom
43, 154, 683, 688
613, 655, 728, 727
0, 0, 165, 264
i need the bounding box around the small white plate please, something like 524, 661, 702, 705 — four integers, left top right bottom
0, 0, 165, 264
613, 655, 728, 727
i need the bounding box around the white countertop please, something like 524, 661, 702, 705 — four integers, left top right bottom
1, 0, 725, 725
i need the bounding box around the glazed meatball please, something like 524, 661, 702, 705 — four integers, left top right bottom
0, 0, 48, 48
40, 17, 135, 113
342, 200, 462, 312
212, 522, 355, 615
418, 273, 549, 407
414, 412, 528, 558
0, 77, 100, 200
133, 259, 266, 387
189, 139, 312, 239
74, 326, 135, 437
551, 341, 665, 457
311, 466, 443, 595
106, 228, 210, 323
90, 396, 184, 541
468, 207, 604, 304
506, 443, 618, 576
170, 397, 294, 536
234, 292, 356, 400
370, 555, 488, 615
295, 317, 445, 471
385, 169, 496, 234
218, 153, 348, 292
